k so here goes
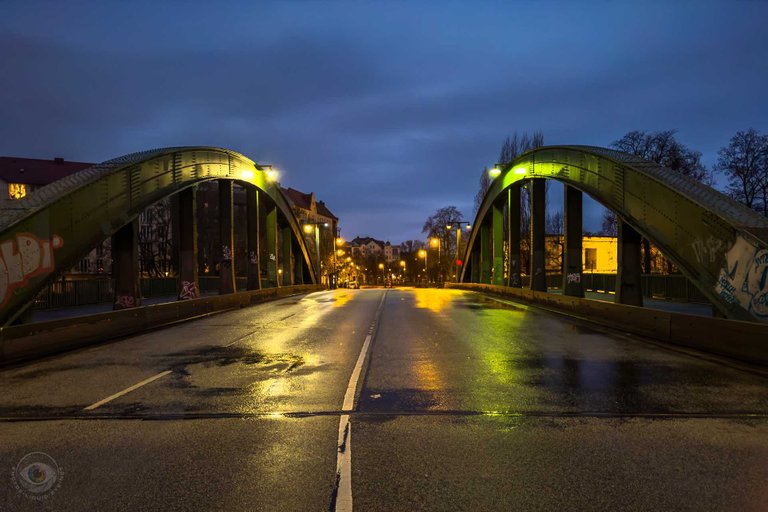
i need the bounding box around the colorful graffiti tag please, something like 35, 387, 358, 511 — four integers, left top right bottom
0, 233, 64, 307
715, 236, 768, 319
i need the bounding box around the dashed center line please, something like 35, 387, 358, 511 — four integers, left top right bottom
333, 290, 387, 512
83, 370, 172, 411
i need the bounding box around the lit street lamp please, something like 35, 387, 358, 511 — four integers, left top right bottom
303, 221, 330, 287
418, 249, 427, 286
446, 221, 471, 282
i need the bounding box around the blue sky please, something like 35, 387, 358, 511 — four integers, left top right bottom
1, 0, 767, 242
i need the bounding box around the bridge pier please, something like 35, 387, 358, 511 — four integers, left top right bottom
617, 220, 644, 306
492, 199, 504, 285
266, 204, 279, 288
219, 180, 236, 294
281, 226, 293, 286
530, 179, 547, 292
177, 187, 199, 300
563, 185, 584, 297
293, 238, 305, 285
112, 219, 141, 310
507, 186, 521, 287
479, 218, 492, 283
246, 186, 261, 290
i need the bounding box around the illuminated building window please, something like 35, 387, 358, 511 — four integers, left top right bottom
8, 183, 27, 200
584, 248, 597, 271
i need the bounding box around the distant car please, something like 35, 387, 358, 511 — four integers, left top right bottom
350, 279, 360, 289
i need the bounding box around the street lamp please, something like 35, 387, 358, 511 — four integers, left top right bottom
303, 222, 329, 287
429, 237, 441, 284
418, 249, 427, 286
446, 221, 471, 282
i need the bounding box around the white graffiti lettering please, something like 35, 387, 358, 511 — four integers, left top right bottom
692, 236, 725, 264
221, 245, 232, 262
715, 236, 768, 318
567, 272, 581, 284
0, 233, 64, 307
179, 280, 198, 300
249, 251, 258, 265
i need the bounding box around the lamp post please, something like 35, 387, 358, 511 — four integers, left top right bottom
399, 260, 406, 284
418, 249, 427, 286
429, 237, 441, 283
333, 231, 344, 289
446, 221, 471, 282
303, 221, 330, 287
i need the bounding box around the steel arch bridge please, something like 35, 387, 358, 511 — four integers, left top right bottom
0, 147, 318, 326
460, 145, 768, 323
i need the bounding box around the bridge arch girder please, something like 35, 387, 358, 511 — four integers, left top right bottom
0, 147, 318, 325
461, 145, 768, 323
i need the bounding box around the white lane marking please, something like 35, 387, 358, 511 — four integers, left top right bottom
83, 370, 173, 411
335, 291, 387, 512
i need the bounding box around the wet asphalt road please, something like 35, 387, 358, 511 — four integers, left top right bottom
1, 288, 767, 511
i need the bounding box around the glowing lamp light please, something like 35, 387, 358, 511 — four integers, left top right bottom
303, 224, 314, 234
336, 237, 345, 246
489, 167, 502, 178
264, 167, 279, 181
241, 169, 255, 180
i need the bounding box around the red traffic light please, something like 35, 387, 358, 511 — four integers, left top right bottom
456, 259, 463, 266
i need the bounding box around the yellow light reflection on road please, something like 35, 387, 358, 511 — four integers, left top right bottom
332, 292, 353, 308
413, 288, 453, 313
413, 357, 442, 391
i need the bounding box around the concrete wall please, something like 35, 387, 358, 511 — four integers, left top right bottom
447, 283, 768, 366
0, 284, 323, 366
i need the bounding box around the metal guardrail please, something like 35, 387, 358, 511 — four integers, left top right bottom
539, 273, 710, 303
33, 276, 255, 310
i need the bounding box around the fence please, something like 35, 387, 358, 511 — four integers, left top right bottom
544, 273, 710, 303
33, 276, 249, 310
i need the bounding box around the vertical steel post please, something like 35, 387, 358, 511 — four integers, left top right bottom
507, 186, 521, 287
218, 180, 235, 294
617, 220, 644, 306
112, 219, 140, 310
480, 218, 492, 284
563, 185, 584, 297
246, 186, 261, 290
530, 178, 547, 291
266, 205, 278, 288
281, 226, 293, 286
643, 239, 652, 275
492, 200, 504, 285
177, 187, 199, 300
293, 238, 304, 285
470, 247, 480, 283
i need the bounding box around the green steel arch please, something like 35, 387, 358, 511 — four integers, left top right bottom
461, 145, 768, 323
0, 147, 317, 325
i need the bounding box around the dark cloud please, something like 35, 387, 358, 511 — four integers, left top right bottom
1, 1, 767, 242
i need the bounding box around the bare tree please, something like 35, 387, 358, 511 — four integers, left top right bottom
715, 128, 768, 215
611, 130, 711, 183
602, 129, 711, 239
474, 131, 544, 218
423, 206, 465, 282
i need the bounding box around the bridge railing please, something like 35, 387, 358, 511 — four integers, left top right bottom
33, 276, 252, 310
532, 273, 709, 303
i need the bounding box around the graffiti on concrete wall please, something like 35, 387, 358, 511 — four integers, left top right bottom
179, 280, 198, 300
0, 233, 64, 307
566, 272, 582, 284
691, 235, 725, 264
715, 235, 768, 319
115, 295, 136, 309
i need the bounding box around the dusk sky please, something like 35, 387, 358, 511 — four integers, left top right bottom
1, 1, 767, 243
